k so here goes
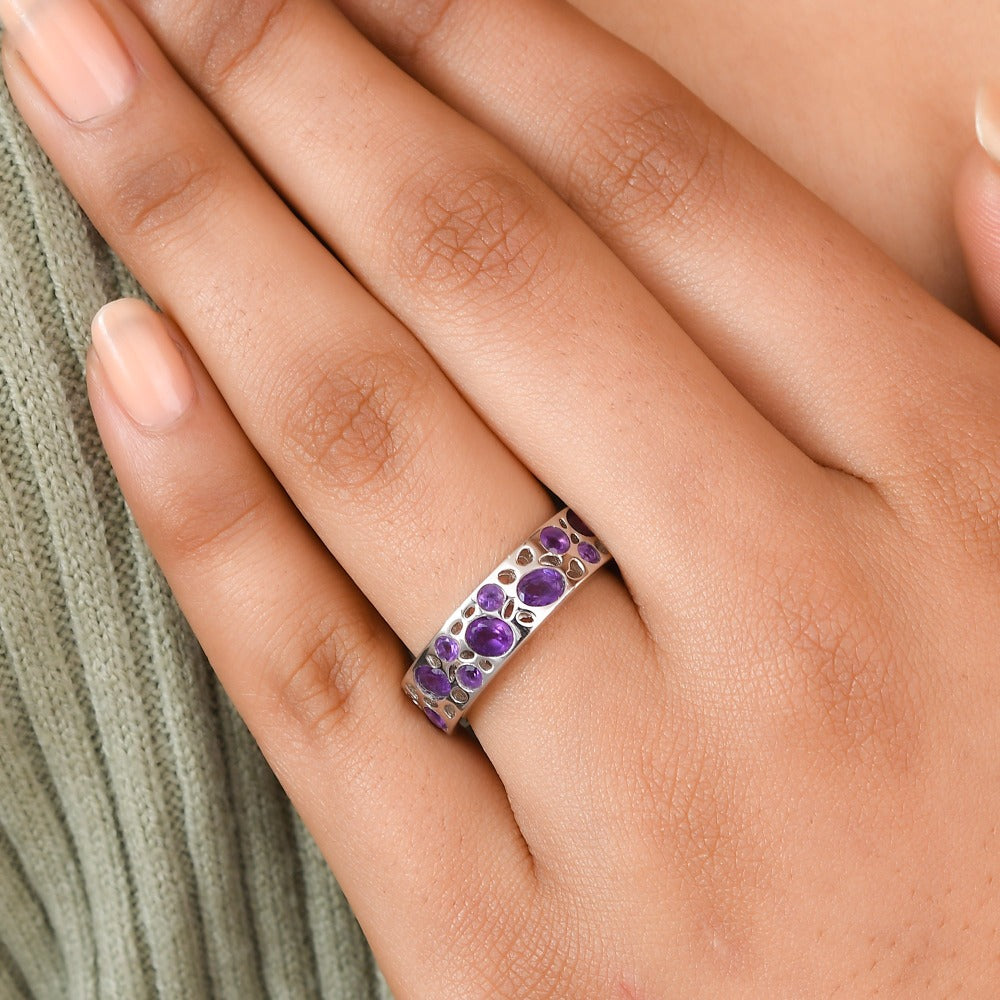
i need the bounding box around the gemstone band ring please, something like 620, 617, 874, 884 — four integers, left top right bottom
402, 507, 614, 734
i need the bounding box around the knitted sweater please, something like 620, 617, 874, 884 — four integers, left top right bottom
0, 44, 390, 1000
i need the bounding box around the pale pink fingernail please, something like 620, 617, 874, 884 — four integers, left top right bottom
976, 84, 1000, 165
91, 300, 196, 429
1, 0, 137, 122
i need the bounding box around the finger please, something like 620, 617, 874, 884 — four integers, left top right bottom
0, 9, 544, 641
332, 0, 1000, 484
0, 0, 625, 765
955, 85, 1000, 340
104, 0, 823, 598
85, 298, 535, 992
0, 2, 683, 882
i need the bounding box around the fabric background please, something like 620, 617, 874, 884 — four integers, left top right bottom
0, 36, 392, 1000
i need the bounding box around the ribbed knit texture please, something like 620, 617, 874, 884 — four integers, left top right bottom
0, 43, 391, 1000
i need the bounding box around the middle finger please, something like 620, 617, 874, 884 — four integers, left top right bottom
115, 0, 824, 611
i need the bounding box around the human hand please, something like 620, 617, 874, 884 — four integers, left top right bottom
2, 0, 997, 994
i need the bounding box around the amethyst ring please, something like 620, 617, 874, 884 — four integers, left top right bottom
402, 507, 614, 734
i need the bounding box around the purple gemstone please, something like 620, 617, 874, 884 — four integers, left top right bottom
424, 707, 448, 731
539, 526, 570, 554
516, 568, 566, 607
566, 509, 594, 536
578, 542, 600, 564
477, 584, 505, 612
466, 616, 515, 657
414, 662, 452, 699
457, 664, 483, 691
434, 635, 459, 662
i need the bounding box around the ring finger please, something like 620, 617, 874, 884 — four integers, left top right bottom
84, 298, 536, 993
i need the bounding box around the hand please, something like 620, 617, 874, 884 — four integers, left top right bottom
3, 0, 997, 994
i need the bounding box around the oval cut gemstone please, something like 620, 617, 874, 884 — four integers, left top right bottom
516, 567, 566, 607
566, 509, 594, 536
539, 526, 570, 554
466, 616, 515, 657
578, 542, 600, 564
434, 635, 459, 662
457, 664, 483, 691
424, 707, 448, 731
414, 662, 452, 698
477, 583, 504, 612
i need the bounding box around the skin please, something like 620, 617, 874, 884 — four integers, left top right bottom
3, 0, 1000, 995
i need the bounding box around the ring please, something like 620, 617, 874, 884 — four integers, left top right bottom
402, 507, 614, 734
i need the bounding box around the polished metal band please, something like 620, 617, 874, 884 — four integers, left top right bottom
401, 507, 614, 734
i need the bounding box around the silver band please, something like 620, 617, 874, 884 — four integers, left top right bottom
402, 507, 614, 734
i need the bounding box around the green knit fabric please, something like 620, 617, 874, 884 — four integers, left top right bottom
0, 42, 391, 1000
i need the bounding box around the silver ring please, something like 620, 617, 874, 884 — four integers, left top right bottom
401, 507, 614, 734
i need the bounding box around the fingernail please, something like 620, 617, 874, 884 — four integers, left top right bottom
91, 299, 196, 429
0, 0, 137, 122
976, 84, 1000, 165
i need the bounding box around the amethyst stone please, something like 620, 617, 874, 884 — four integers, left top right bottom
566, 509, 594, 536
434, 635, 459, 662
539, 526, 570, 554
516, 568, 566, 607
466, 617, 515, 657
424, 707, 448, 731
456, 664, 483, 691
477, 584, 505, 612
414, 662, 452, 699
578, 542, 600, 564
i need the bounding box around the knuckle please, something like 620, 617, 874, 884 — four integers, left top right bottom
153, 464, 271, 567
265, 608, 382, 746
759, 548, 923, 778
272, 343, 427, 498
389, 160, 557, 305
106, 145, 222, 243
566, 89, 728, 236
175, 0, 295, 95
